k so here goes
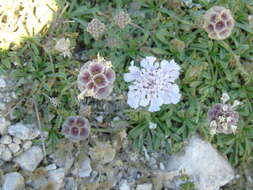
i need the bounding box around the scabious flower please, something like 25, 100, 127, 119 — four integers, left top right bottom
113, 11, 131, 29
54, 38, 71, 58
87, 18, 106, 40
208, 93, 240, 135
62, 116, 90, 142
77, 55, 116, 100
203, 6, 235, 40
124, 56, 181, 112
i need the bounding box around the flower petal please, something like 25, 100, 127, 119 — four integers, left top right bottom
127, 90, 141, 109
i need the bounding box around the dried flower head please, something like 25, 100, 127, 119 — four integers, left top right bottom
77, 55, 116, 100
87, 18, 106, 40
49, 97, 59, 107
62, 116, 90, 141
124, 56, 181, 112
203, 6, 235, 40
54, 38, 71, 58
113, 11, 131, 29
208, 93, 240, 135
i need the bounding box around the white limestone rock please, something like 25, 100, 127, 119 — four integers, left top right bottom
0, 146, 12, 161
48, 168, 65, 190
78, 157, 92, 178
13, 137, 22, 144
65, 177, 77, 190
0, 76, 6, 88
8, 143, 20, 154
0, 135, 12, 144
3, 172, 25, 190
166, 135, 235, 190
8, 123, 40, 140
22, 141, 32, 150
0, 117, 10, 135
119, 180, 131, 190
136, 183, 153, 190
14, 146, 43, 171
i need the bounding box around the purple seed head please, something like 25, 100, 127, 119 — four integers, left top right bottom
62, 116, 90, 142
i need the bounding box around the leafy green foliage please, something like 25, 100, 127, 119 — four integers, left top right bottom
0, 0, 252, 178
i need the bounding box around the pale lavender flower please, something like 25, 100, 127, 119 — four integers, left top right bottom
124, 56, 181, 112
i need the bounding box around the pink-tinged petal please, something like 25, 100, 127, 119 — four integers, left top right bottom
93, 74, 107, 87
221, 12, 228, 20
96, 86, 112, 98
76, 117, 86, 127
89, 62, 105, 75
210, 14, 217, 23
81, 71, 91, 84
71, 127, 79, 136
104, 68, 116, 82
87, 82, 95, 90
215, 21, 225, 31
219, 29, 229, 38
68, 117, 75, 126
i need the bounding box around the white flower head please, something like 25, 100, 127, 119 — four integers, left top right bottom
148, 122, 157, 129
124, 56, 181, 112
55, 38, 71, 58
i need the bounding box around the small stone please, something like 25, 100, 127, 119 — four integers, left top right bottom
119, 180, 130, 190
14, 146, 43, 172
8, 123, 40, 140
0, 135, 12, 144
22, 141, 32, 150
136, 183, 153, 190
78, 157, 92, 178
166, 135, 234, 190
0, 146, 12, 161
0, 117, 10, 135
45, 164, 57, 171
95, 115, 103, 123
3, 172, 25, 190
0, 144, 5, 154
48, 168, 65, 190
8, 143, 20, 154
65, 177, 77, 190
89, 141, 116, 164
0, 76, 6, 88
13, 137, 22, 144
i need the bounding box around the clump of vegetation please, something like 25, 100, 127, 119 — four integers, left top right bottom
0, 1, 253, 189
